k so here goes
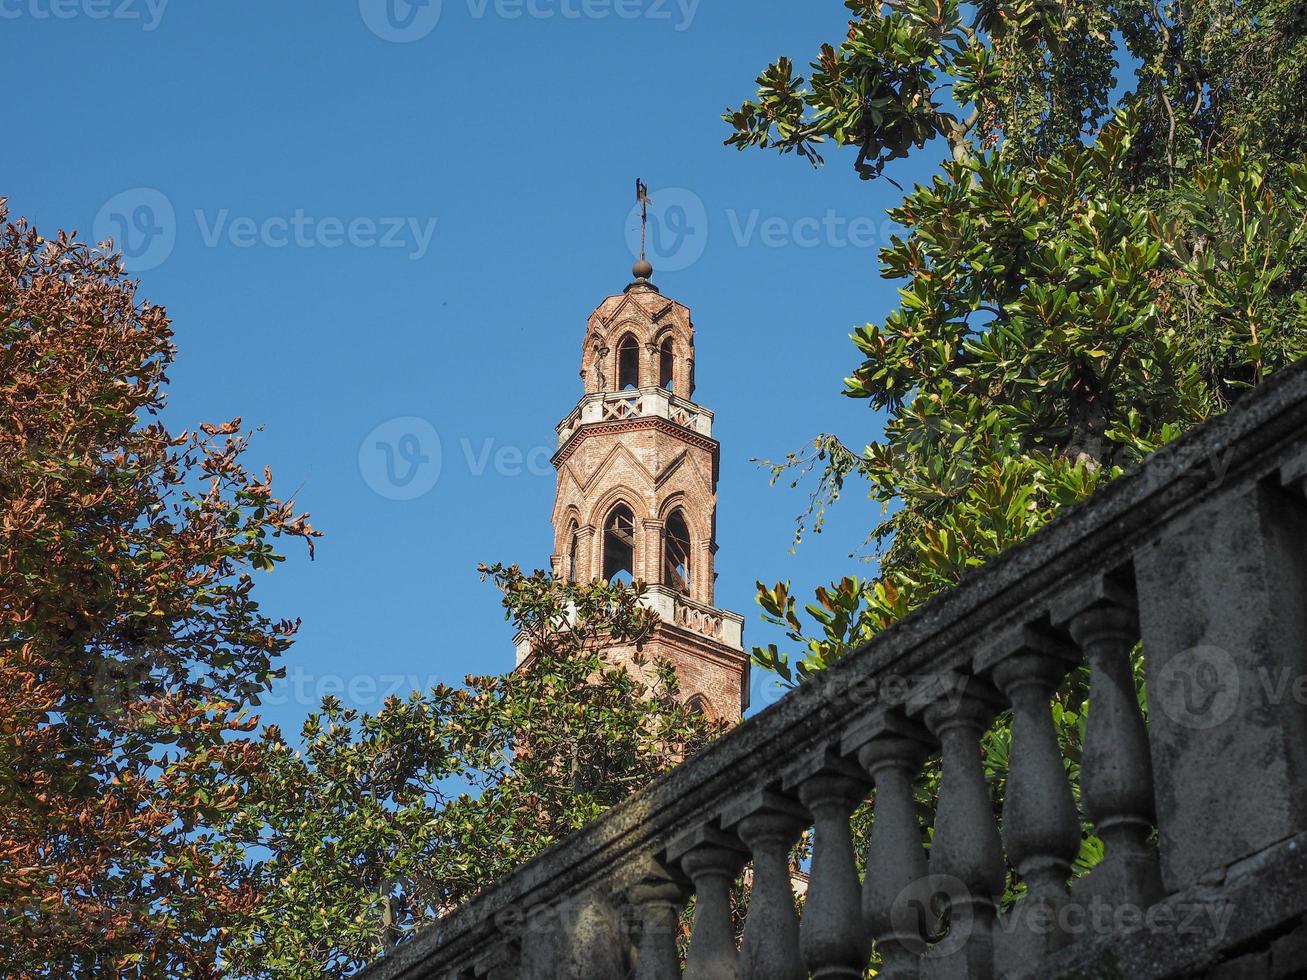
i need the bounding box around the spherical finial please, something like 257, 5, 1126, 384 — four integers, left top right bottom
632, 257, 653, 280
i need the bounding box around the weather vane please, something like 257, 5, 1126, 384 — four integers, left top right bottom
635, 178, 651, 263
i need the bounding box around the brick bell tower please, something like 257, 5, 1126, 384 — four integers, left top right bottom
514, 256, 750, 721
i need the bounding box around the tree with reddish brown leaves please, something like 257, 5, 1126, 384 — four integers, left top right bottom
0, 200, 318, 978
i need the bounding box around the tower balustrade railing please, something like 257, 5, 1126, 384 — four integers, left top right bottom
556, 389, 715, 447
638, 584, 745, 650
368, 358, 1307, 980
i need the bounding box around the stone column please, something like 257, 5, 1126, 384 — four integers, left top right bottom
670, 825, 749, 980
1054, 577, 1161, 911
787, 749, 871, 979
644, 343, 660, 391
723, 790, 809, 979
575, 525, 598, 583
627, 864, 688, 980
519, 905, 562, 980
920, 672, 1005, 980
849, 711, 934, 980
472, 942, 521, 980
980, 626, 1082, 972
642, 518, 665, 586
698, 540, 716, 606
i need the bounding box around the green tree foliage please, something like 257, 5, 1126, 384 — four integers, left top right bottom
725, 0, 1307, 183
726, 1, 1307, 681
218, 565, 720, 979
728, 7, 1307, 931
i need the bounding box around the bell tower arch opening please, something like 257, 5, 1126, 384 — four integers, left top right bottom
658, 337, 675, 391
663, 508, 693, 595
565, 519, 580, 582
602, 504, 636, 585
616, 333, 641, 390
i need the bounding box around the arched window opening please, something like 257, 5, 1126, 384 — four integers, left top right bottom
664, 509, 692, 595
659, 338, 675, 391
687, 694, 709, 717
617, 334, 640, 390
566, 521, 580, 582
603, 505, 636, 584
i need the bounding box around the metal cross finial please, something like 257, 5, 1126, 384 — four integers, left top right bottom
636, 178, 651, 262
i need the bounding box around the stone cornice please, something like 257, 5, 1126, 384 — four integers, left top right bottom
552, 416, 719, 469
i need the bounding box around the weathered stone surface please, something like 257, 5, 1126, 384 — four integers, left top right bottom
1135, 486, 1307, 892
1268, 919, 1307, 978
786, 750, 871, 980
1025, 831, 1307, 980
1206, 951, 1271, 980
561, 888, 628, 979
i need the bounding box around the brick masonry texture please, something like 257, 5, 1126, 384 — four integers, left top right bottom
536, 276, 749, 722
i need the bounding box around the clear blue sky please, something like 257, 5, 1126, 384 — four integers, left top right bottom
4, 1, 945, 729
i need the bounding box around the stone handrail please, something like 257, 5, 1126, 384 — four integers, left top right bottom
366, 359, 1307, 979
556, 389, 714, 446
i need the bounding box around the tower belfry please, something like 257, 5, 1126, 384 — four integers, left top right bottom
515, 248, 750, 720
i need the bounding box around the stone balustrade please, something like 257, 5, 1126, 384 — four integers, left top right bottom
366, 360, 1307, 979
556, 388, 714, 446
641, 584, 744, 650
512, 587, 744, 668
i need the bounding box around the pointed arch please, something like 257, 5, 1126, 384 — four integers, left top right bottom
582, 336, 608, 393
564, 518, 580, 582
616, 333, 640, 390
602, 503, 637, 584
659, 336, 675, 391
663, 507, 693, 595
651, 324, 691, 398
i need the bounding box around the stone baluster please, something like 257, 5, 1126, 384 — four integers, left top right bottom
562, 888, 628, 979
981, 626, 1082, 972
786, 748, 872, 979
628, 863, 689, 980
518, 904, 561, 980
723, 790, 809, 980
669, 825, 749, 980
850, 713, 934, 980
919, 671, 1006, 979
471, 942, 521, 980
1053, 579, 1162, 910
